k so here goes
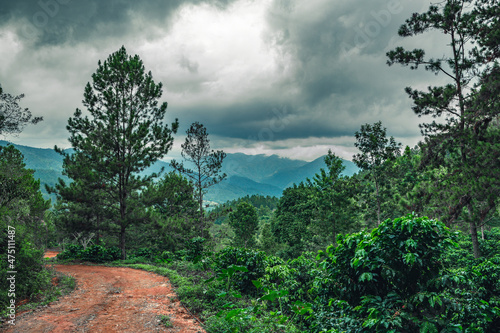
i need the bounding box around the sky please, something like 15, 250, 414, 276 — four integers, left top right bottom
0, 0, 451, 161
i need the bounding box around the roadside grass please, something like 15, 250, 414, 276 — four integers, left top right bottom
107, 260, 244, 320
0, 266, 76, 325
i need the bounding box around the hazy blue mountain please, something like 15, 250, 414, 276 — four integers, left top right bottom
263, 155, 359, 189
205, 176, 283, 203
220, 153, 307, 182
0, 141, 359, 204
0, 140, 64, 171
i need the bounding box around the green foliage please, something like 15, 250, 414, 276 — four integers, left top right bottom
59, 46, 178, 259
158, 315, 173, 328
309, 214, 500, 332
387, 0, 500, 259
229, 202, 259, 248
79, 245, 118, 263
0, 237, 49, 311
272, 183, 315, 259
307, 150, 360, 251
187, 236, 206, 261
443, 228, 500, 269
56, 244, 121, 263
131, 247, 156, 260
214, 247, 275, 294
57, 244, 83, 260
0, 145, 52, 312
170, 121, 227, 237
353, 121, 401, 225
142, 172, 200, 252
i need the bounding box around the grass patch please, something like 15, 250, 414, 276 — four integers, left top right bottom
158, 314, 173, 328
107, 260, 248, 322
0, 266, 76, 326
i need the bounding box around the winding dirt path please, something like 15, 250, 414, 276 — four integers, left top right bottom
4, 257, 205, 333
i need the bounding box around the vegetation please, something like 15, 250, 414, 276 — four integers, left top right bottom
53, 215, 499, 332
387, 0, 500, 258
0, 84, 42, 135
0, 116, 72, 322
52, 46, 179, 259
2, 0, 500, 331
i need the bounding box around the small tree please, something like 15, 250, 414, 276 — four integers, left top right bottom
0, 84, 42, 136
229, 201, 259, 248
143, 172, 199, 251
170, 122, 226, 236
309, 150, 357, 246
353, 121, 401, 225
46, 152, 110, 245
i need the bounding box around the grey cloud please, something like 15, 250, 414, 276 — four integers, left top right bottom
179, 55, 199, 74
1, 0, 238, 47
1, 0, 438, 158
250, 0, 432, 141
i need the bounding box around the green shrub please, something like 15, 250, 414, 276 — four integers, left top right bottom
186, 237, 205, 261
309, 214, 500, 332
131, 247, 157, 260
0, 236, 51, 315
443, 228, 500, 269
57, 244, 84, 260
57, 245, 121, 263
214, 247, 269, 294
80, 245, 114, 263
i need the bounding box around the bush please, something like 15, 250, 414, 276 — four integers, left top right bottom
130, 247, 157, 261
57, 244, 83, 260
186, 237, 205, 261
213, 247, 269, 294
80, 245, 113, 263
0, 236, 51, 315
309, 214, 500, 332
443, 227, 500, 269
56, 245, 121, 263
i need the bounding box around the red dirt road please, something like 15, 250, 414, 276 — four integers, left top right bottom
5, 263, 205, 333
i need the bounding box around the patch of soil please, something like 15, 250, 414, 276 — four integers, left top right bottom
4, 264, 206, 333
44, 250, 60, 258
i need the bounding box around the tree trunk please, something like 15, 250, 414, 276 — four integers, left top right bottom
120, 224, 126, 260
374, 176, 381, 226
96, 214, 101, 245
469, 220, 481, 259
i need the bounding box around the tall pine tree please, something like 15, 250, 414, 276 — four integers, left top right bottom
59, 46, 178, 258
387, 0, 500, 258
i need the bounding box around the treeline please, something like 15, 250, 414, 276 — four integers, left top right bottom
0, 85, 56, 319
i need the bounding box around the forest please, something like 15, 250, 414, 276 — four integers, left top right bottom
1, 0, 500, 332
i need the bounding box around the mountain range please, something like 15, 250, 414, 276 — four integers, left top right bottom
0, 140, 359, 204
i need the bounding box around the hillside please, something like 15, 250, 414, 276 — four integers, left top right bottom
0, 140, 359, 203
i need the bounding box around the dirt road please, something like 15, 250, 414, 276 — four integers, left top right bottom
4, 261, 206, 333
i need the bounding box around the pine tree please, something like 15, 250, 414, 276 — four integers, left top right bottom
170, 122, 226, 237
386, 0, 500, 258
0, 84, 42, 135
59, 46, 178, 258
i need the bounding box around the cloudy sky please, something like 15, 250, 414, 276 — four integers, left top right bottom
0, 0, 449, 161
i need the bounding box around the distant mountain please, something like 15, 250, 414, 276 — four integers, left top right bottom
0, 140, 359, 204
204, 176, 283, 203
220, 153, 307, 182
263, 155, 358, 189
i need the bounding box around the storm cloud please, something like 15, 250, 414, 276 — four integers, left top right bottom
0, 0, 446, 160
